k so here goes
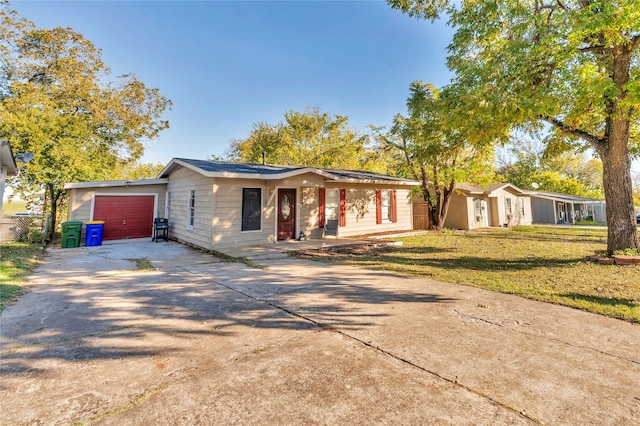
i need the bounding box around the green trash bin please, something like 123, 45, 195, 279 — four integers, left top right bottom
61, 220, 83, 248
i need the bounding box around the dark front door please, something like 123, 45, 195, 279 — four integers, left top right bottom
277, 189, 296, 240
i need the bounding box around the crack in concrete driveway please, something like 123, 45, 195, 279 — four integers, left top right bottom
1, 239, 639, 425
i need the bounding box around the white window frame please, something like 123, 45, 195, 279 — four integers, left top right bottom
325, 188, 339, 221
518, 197, 525, 216
505, 197, 513, 217
187, 189, 195, 230
381, 189, 391, 222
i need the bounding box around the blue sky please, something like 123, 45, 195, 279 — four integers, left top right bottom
10, 0, 455, 165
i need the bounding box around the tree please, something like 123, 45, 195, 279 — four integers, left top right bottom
111, 161, 165, 181
388, 0, 640, 253
497, 138, 604, 198
379, 82, 496, 230
224, 107, 391, 173
0, 7, 171, 233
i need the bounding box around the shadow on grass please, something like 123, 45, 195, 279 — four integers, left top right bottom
313, 246, 582, 273
559, 293, 639, 310
419, 231, 607, 245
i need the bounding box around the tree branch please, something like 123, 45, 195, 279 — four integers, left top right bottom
539, 116, 604, 147
631, 34, 640, 52
579, 45, 613, 53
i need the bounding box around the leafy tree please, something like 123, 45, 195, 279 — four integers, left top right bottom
388, 0, 640, 253
111, 161, 165, 181
224, 107, 390, 172
633, 171, 640, 207
0, 8, 171, 233
379, 81, 496, 230
497, 138, 604, 198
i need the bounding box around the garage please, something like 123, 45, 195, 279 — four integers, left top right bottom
93, 195, 156, 240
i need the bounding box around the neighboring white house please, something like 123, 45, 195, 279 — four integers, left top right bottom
529, 191, 607, 225
64, 158, 419, 250
0, 140, 19, 243
443, 183, 533, 230
0, 140, 18, 218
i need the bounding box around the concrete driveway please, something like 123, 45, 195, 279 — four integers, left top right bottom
1, 239, 639, 425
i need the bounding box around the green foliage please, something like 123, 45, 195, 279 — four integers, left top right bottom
0, 7, 171, 232
111, 161, 165, 180
613, 248, 640, 256
223, 106, 390, 172
387, 0, 640, 252
381, 81, 497, 229
497, 138, 604, 197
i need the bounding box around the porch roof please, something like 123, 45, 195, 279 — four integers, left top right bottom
530, 191, 605, 204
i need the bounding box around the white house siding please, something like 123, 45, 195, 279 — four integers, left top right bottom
210, 178, 273, 250
328, 185, 413, 237
300, 187, 323, 239
68, 184, 167, 224
166, 167, 213, 250
466, 197, 486, 230
490, 190, 532, 227
444, 193, 475, 230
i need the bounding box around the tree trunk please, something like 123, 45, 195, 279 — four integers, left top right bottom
47, 183, 59, 236
597, 44, 640, 254
598, 130, 639, 254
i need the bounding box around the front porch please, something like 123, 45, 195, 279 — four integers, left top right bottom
216, 237, 373, 261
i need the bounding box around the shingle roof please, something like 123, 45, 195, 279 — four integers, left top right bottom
531, 191, 604, 203
159, 158, 419, 185
174, 158, 305, 175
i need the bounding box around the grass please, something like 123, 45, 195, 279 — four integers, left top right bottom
295, 226, 640, 323
0, 242, 44, 311
2, 200, 28, 215
126, 257, 155, 271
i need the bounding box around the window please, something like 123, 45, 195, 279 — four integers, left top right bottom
518, 197, 525, 216
376, 189, 397, 224
187, 190, 195, 229
381, 190, 391, 222
325, 189, 339, 221
242, 188, 262, 231
505, 197, 513, 217
474, 198, 483, 221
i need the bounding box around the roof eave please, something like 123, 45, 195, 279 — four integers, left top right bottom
0, 140, 18, 176
64, 178, 169, 190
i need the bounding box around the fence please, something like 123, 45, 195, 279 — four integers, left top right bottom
0, 215, 47, 244
412, 201, 431, 230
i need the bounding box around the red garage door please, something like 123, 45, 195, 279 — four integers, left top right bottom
93, 195, 155, 240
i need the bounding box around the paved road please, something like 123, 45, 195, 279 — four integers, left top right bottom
1, 239, 639, 425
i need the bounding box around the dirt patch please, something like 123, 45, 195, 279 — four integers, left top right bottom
292, 243, 394, 260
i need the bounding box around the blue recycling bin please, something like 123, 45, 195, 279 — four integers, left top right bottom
85, 221, 105, 246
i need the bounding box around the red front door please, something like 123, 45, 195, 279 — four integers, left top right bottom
277, 189, 296, 240
93, 195, 155, 240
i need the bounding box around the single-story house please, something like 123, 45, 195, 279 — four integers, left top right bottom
443, 183, 533, 230
64, 158, 419, 250
529, 191, 606, 224
0, 140, 18, 217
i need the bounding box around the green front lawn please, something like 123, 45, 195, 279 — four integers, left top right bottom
0, 243, 43, 311
296, 226, 640, 323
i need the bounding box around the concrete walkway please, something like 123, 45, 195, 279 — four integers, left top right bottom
1, 239, 639, 425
